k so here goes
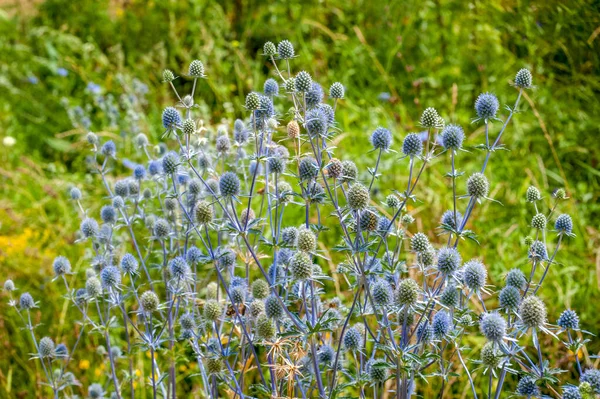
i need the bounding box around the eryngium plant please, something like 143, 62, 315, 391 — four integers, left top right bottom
3, 41, 597, 399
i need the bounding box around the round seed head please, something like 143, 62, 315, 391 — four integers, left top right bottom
162, 107, 181, 129
395, 279, 419, 306
162, 69, 175, 82
188, 60, 205, 77
516, 376, 540, 397
277, 40, 294, 59
441, 124, 465, 150
402, 133, 423, 157
463, 260, 487, 291
526, 186, 542, 202
80, 218, 99, 238
519, 296, 547, 329
263, 41, 277, 56
467, 172, 489, 198
298, 157, 319, 181
371, 127, 392, 150
347, 183, 370, 210
329, 82, 344, 99
411, 233, 430, 253
294, 71, 312, 93
499, 286, 521, 311
193, 200, 213, 225
531, 213, 547, 230
267, 155, 286, 174
480, 312, 506, 342
475, 93, 499, 120
53, 256, 71, 276
420, 107, 440, 128
480, 342, 502, 369
204, 300, 222, 321
555, 214, 573, 234
219, 172, 240, 197
557, 309, 579, 330
515, 68, 533, 89
340, 160, 358, 183
290, 251, 313, 280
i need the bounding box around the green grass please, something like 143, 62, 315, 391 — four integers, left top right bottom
0, 0, 599, 397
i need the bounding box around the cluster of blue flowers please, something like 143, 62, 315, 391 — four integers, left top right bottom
3, 41, 595, 399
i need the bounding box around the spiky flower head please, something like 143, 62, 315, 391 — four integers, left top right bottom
290, 251, 313, 281
506, 268, 526, 289
256, 314, 276, 340
219, 172, 240, 197
371, 127, 392, 151
395, 279, 419, 307
205, 357, 223, 375
295, 71, 312, 92
581, 369, 600, 394
161, 152, 179, 175
555, 214, 573, 235
216, 135, 231, 154
85, 277, 102, 297
499, 286, 521, 311
100, 266, 121, 289
439, 283, 459, 308
386, 194, 400, 209
188, 60, 205, 78
347, 183, 370, 210
4, 279, 15, 292
526, 186, 542, 202
306, 82, 324, 108
264, 295, 284, 320
528, 240, 547, 261
554, 188, 567, 200
360, 210, 379, 232
420, 107, 440, 128
475, 93, 499, 121
277, 40, 294, 59
441, 210, 463, 230
204, 299, 222, 321
162, 69, 175, 82
305, 107, 328, 137
402, 133, 423, 157
281, 227, 299, 247
284, 77, 296, 93
296, 227, 317, 252
140, 291, 159, 313
169, 257, 190, 280
162, 107, 181, 129
515, 68, 533, 89
463, 260, 487, 291
441, 124, 465, 151
120, 253, 138, 274
417, 320, 433, 343
20, 292, 35, 309
251, 280, 269, 300
409, 233, 428, 253
516, 376, 540, 398
70, 187, 82, 200
53, 256, 71, 276
298, 157, 319, 181
519, 296, 546, 329
263, 41, 277, 56
531, 213, 547, 230
432, 310, 452, 338
371, 279, 393, 307
437, 247, 461, 275
480, 312, 506, 342
340, 160, 358, 183
34, 336, 52, 359
480, 342, 502, 369
561, 386, 582, 399
100, 205, 117, 224
467, 172, 490, 198
329, 82, 345, 99
343, 327, 362, 351
557, 309, 579, 330
245, 92, 260, 110
101, 140, 116, 158
80, 218, 99, 238
263, 78, 279, 97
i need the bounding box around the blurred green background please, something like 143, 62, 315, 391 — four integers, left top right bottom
0, 0, 599, 397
